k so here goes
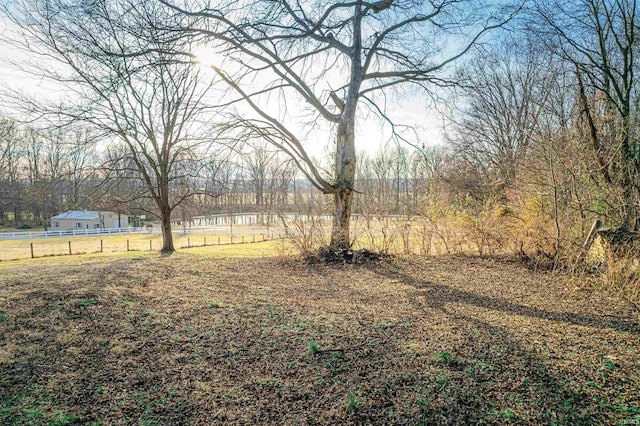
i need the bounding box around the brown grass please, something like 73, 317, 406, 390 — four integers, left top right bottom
0, 252, 638, 425
0, 227, 277, 261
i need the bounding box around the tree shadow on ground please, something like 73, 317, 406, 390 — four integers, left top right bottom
346, 312, 598, 424
369, 261, 640, 334
1, 257, 638, 425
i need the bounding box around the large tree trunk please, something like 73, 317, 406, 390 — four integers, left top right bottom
160, 208, 175, 253
328, 2, 363, 251
330, 118, 356, 250
331, 187, 353, 249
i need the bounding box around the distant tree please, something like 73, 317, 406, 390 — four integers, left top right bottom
448, 38, 556, 190
244, 142, 277, 206
0, 116, 22, 225
23, 127, 95, 222
390, 146, 410, 211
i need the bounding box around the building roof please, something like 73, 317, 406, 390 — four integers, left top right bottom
51, 211, 116, 220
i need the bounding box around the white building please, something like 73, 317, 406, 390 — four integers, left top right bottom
51, 211, 130, 231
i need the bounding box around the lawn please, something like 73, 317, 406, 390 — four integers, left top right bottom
0, 227, 277, 261
0, 251, 638, 425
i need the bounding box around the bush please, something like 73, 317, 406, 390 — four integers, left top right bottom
601, 251, 640, 312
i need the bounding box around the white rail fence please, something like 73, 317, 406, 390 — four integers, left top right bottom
1, 213, 426, 242
0, 224, 284, 241
0, 227, 289, 261
0, 213, 427, 241
0, 227, 152, 241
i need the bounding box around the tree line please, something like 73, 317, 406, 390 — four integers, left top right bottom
0, 117, 440, 228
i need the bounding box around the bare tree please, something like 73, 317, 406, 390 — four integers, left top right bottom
244, 142, 278, 206
166, 0, 518, 250
0, 116, 23, 225
390, 146, 410, 211
449, 38, 554, 188
269, 157, 296, 208
4, 0, 224, 251
23, 126, 95, 223
531, 0, 640, 231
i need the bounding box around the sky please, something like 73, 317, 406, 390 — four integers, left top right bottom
0, 11, 451, 160
0, 17, 74, 106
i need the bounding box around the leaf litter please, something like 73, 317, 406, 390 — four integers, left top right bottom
0, 253, 638, 425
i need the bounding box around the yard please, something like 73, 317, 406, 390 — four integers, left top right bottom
0, 227, 277, 261
0, 249, 638, 425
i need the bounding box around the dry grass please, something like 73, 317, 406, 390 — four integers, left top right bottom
0, 252, 638, 425
0, 217, 506, 262
0, 227, 277, 261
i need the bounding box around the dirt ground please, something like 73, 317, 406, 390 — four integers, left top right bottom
0, 252, 638, 425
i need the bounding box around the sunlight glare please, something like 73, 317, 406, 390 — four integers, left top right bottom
193, 46, 224, 68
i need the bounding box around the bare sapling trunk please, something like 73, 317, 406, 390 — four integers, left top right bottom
620, 175, 638, 232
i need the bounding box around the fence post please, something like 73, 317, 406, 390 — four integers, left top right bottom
30, 243, 34, 259
150, 240, 152, 251
204, 236, 207, 246
68, 241, 72, 255
218, 236, 220, 245
230, 235, 233, 244
100, 240, 103, 253
188, 238, 190, 248
242, 235, 244, 244
253, 234, 255, 243
127, 240, 129, 252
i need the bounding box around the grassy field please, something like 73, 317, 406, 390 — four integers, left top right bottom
0, 216, 484, 261
0, 250, 638, 425
0, 227, 278, 261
